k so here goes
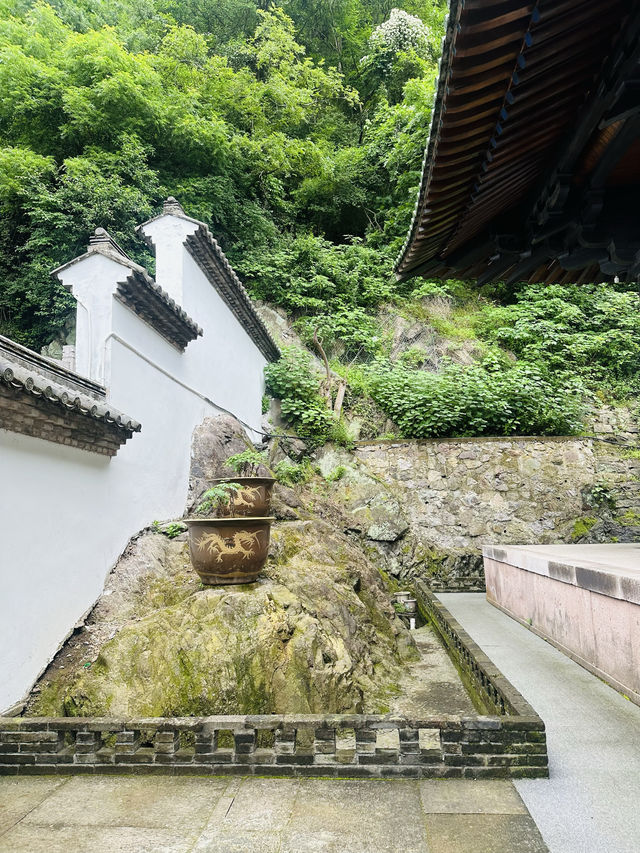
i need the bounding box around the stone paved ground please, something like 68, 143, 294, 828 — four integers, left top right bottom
390, 625, 476, 717
0, 775, 548, 852
441, 593, 640, 853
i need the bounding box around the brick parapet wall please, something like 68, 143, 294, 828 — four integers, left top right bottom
0, 384, 127, 456
0, 713, 547, 779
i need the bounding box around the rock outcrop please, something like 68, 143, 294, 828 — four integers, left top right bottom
30, 520, 414, 718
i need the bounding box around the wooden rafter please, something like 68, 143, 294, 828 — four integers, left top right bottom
395, 0, 640, 285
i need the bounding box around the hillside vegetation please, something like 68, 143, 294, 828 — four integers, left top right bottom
1, 0, 639, 440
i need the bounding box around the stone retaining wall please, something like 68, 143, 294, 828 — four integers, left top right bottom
355, 435, 596, 550
0, 713, 547, 779
0, 597, 547, 780
339, 409, 639, 590
333, 435, 596, 591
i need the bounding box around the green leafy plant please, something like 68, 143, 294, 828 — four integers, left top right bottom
273, 458, 313, 486
363, 357, 585, 439
589, 481, 616, 510
225, 449, 268, 476
325, 465, 347, 482
328, 417, 355, 448
265, 347, 335, 447
295, 307, 385, 358
476, 283, 640, 399
196, 482, 241, 516
152, 520, 187, 538
398, 347, 426, 368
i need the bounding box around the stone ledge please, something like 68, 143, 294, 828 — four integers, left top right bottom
483, 544, 640, 605
414, 582, 542, 720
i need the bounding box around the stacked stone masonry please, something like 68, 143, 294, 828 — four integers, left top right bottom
0, 714, 547, 780
355, 436, 596, 551
349, 408, 639, 591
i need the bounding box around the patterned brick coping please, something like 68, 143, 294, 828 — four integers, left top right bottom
0, 334, 140, 455
0, 592, 548, 779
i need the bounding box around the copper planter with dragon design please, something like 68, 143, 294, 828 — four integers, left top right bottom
214, 477, 275, 517
185, 517, 275, 585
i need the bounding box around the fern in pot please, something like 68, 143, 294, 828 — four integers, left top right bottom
184, 478, 274, 586
213, 448, 275, 517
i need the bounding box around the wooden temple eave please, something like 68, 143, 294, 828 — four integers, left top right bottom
395, 0, 640, 285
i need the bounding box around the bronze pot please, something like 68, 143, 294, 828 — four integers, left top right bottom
185, 517, 274, 585
211, 477, 275, 517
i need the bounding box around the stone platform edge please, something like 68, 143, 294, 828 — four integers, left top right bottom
483, 544, 640, 606
0, 594, 548, 780
487, 594, 640, 708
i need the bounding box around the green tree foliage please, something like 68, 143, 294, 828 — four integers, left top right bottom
265, 347, 336, 446
1, 0, 636, 440
476, 283, 640, 394
0, 0, 445, 349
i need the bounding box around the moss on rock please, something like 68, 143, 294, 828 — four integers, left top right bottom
571, 516, 599, 540
30, 520, 414, 718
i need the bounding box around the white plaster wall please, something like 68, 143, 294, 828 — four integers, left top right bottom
69, 253, 122, 385
0, 221, 269, 711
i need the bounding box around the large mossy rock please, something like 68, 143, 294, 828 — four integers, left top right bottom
31, 520, 415, 718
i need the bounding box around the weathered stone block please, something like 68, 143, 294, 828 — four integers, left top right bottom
115, 731, 140, 753
154, 731, 179, 755
74, 732, 100, 754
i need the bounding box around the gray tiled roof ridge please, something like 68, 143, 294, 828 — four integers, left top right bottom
185, 223, 280, 362
0, 345, 140, 435
0, 334, 105, 399
126, 267, 201, 332
51, 228, 146, 279
137, 197, 280, 362
393, 0, 460, 276
51, 228, 202, 349
118, 268, 203, 346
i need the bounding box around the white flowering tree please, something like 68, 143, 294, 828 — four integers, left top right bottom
360, 8, 433, 102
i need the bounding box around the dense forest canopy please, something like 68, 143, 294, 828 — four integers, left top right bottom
0, 0, 444, 348
1, 0, 639, 440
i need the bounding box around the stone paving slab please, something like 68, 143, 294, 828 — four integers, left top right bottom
282, 779, 427, 853
219, 778, 299, 832
0, 824, 194, 853
0, 774, 548, 852
194, 829, 282, 853
0, 777, 67, 835
17, 776, 229, 830
425, 814, 548, 853
419, 780, 528, 815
